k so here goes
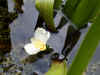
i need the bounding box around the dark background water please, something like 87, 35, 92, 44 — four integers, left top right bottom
3, 0, 100, 75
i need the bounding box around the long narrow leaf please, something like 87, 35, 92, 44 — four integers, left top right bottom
71, 0, 100, 28
63, 0, 82, 18
35, 0, 57, 32
90, 3, 100, 22
67, 15, 100, 75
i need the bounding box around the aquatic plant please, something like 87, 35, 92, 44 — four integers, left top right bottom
45, 60, 67, 75
35, 0, 100, 75
0, 0, 100, 74
24, 28, 50, 55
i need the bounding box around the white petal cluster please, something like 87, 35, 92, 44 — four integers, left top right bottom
34, 28, 50, 44
24, 28, 50, 55
24, 43, 40, 55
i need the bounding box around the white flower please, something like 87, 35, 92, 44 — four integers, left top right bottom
24, 28, 50, 55
33, 27, 50, 44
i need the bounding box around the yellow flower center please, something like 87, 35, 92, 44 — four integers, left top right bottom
33, 39, 46, 51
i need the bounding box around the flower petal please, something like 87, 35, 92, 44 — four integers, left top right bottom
34, 28, 50, 43
24, 43, 40, 55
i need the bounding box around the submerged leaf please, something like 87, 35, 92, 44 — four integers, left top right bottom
45, 60, 67, 75
35, 0, 57, 32
67, 14, 100, 75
